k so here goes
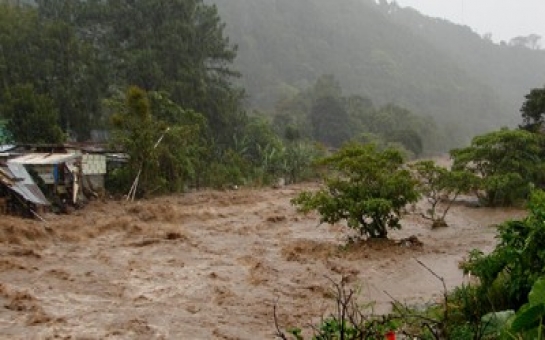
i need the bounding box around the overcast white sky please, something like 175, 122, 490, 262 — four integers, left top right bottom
392, 0, 545, 43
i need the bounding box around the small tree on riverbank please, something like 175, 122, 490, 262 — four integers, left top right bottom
291, 143, 419, 239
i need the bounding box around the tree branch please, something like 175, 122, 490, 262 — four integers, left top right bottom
273, 297, 289, 340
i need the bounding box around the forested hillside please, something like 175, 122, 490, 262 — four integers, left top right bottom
2, 0, 545, 193
210, 0, 545, 146
388, 4, 545, 119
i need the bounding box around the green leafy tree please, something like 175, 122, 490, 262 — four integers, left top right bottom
1, 84, 64, 144
0, 2, 106, 140
91, 0, 244, 145
284, 141, 323, 184
411, 160, 476, 228
240, 115, 283, 167
110, 86, 204, 196
218, 115, 285, 185
521, 85, 545, 132
310, 95, 352, 148
292, 143, 419, 239
147, 91, 207, 192
451, 128, 544, 206
110, 86, 158, 196
36, 1, 107, 139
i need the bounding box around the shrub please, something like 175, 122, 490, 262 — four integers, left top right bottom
292, 143, 419, 239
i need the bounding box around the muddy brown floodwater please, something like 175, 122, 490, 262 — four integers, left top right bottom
0, 184, 526, 339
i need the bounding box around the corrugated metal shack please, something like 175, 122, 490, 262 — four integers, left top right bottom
0, 142, 127, 217
0, 162, 49, 217
8, 153, 83, 209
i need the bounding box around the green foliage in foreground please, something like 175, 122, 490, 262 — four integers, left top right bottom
427, 190, 545, 339
508, 277, 545, 338
463, 190, 545, 311
286, 186, 545, 338
287, 318, 397, 340
456, 277, 545, 340
292, 143, 419, 239
284, 164, 545, 340
276, 279, 399, 340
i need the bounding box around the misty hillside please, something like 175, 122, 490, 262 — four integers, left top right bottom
388, 5, 545, 119
210, 0, 545, 144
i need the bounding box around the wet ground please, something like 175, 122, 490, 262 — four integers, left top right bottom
0, 184, 526, 339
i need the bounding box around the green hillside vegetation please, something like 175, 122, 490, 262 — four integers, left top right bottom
210, 0, 545, 149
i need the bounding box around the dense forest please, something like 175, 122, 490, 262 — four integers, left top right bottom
0, 0, 243, 144
1, 0, 544, 193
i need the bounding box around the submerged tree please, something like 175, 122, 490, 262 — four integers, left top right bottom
411, 160, 476, 228
292, 143, 419, 239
